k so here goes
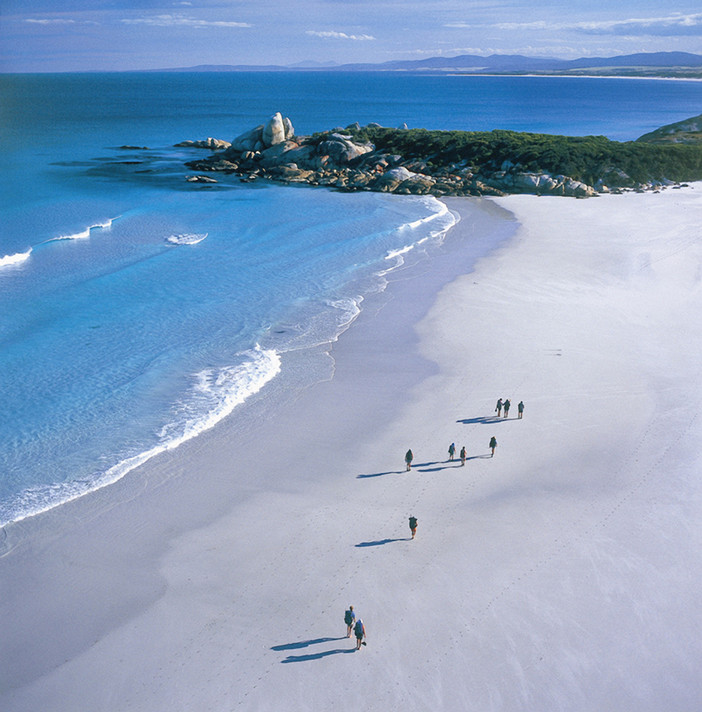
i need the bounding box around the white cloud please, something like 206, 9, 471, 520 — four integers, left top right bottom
24, 19, 77, 25
121, 15, 251, 29
446, 12, 702, 37
305, 30, 375, 41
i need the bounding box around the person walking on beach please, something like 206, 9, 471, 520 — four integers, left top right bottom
518, 401, 524, 419
489, 436, 498, 457
354, 618, 366, 650
405, 449, 414, 471
460, 445, 467, 466
495, 398, 503, 417
448, 442, 456, 461
503, 399, 511, 418
344, 605, 356, 638
409, 515, 418, 539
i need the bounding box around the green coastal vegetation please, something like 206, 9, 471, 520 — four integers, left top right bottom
344, 122, 702, 186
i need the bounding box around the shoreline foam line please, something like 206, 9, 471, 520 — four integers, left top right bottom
1, 345, 281, 527
381, 198, 458, 274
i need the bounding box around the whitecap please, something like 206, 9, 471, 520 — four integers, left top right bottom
0, 248, 32, 268
166, 232, 208, 245
49, 216, 119, 242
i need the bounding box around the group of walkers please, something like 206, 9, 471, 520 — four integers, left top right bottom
496, 398, 524, 419
447, 442, 469, 465
350, 399, 524, 650
403, 400, 524, 472
344, 605, 366, 650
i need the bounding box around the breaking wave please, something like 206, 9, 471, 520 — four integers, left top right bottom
166, 232, 208, 245
49, 217, 119, 243
0, 249, 32, 268
1, 346, 281, 526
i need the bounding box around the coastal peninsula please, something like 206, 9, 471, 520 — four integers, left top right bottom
182, 111, 702, 198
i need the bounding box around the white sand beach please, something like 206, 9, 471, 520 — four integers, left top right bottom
2, 186, 702, 711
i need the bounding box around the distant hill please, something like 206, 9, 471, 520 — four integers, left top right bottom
156, 52, 702, 77
335, 51, 702, 74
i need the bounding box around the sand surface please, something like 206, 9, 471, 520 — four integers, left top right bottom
1, 187, 701, 711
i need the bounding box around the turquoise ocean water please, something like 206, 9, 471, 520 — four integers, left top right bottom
1, 72, 701, 525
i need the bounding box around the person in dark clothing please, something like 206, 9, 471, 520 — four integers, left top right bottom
460, 445, 467, 466
518, 401, 524, 419
503, 399, 511, 418
344, 605, 356, 638
405, 449, 413, 471
354, 618, 366, 650
448, 442, 456, 461
495, 398, 503, 417
409, 515, 418, 539
489, 436, 498, 457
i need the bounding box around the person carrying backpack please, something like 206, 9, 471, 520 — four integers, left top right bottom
405, 449, 413, 471
354, 618, 366, 650
344, 605, 356, 638
409, 515, 418, 539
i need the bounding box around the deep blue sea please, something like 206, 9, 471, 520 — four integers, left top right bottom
1, 72, 701, 525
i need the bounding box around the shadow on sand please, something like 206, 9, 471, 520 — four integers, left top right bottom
417, 460, 466, 473
355, 537, 409, 547
281, 648, 357, 663
272, 637, 357, 663
357, 470, 405, 479
457, 415, 516, 425
271, 637, 346, 652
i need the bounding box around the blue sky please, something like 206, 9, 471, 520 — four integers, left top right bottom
1, 0, 701, 72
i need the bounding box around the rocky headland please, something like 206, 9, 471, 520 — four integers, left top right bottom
180, 111, 702, 198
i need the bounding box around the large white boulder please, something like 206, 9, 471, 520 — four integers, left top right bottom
230, 125, 264, 152
262, 112, 286, 147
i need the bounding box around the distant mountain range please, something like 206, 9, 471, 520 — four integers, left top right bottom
159, 52, 702, 76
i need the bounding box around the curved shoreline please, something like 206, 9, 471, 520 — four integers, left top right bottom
2, 188, 702, 710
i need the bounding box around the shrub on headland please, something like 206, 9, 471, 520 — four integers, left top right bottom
346, 126, 702, 185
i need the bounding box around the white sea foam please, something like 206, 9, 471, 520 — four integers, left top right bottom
0, 248, 32, 268
384, 243, 415, 261
166, 232, 208, 245
50, 217, 118, 242
403, 195, 452, 230
325, 296, 363, 338
2, 346, 281, 527
380, 197, 457, 276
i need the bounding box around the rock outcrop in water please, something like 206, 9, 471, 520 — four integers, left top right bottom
181, 113, 699, 198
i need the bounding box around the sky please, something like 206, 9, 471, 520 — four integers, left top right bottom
0, 0, 701, 73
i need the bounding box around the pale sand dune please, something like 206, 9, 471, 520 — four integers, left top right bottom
1, 188, 701, 711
